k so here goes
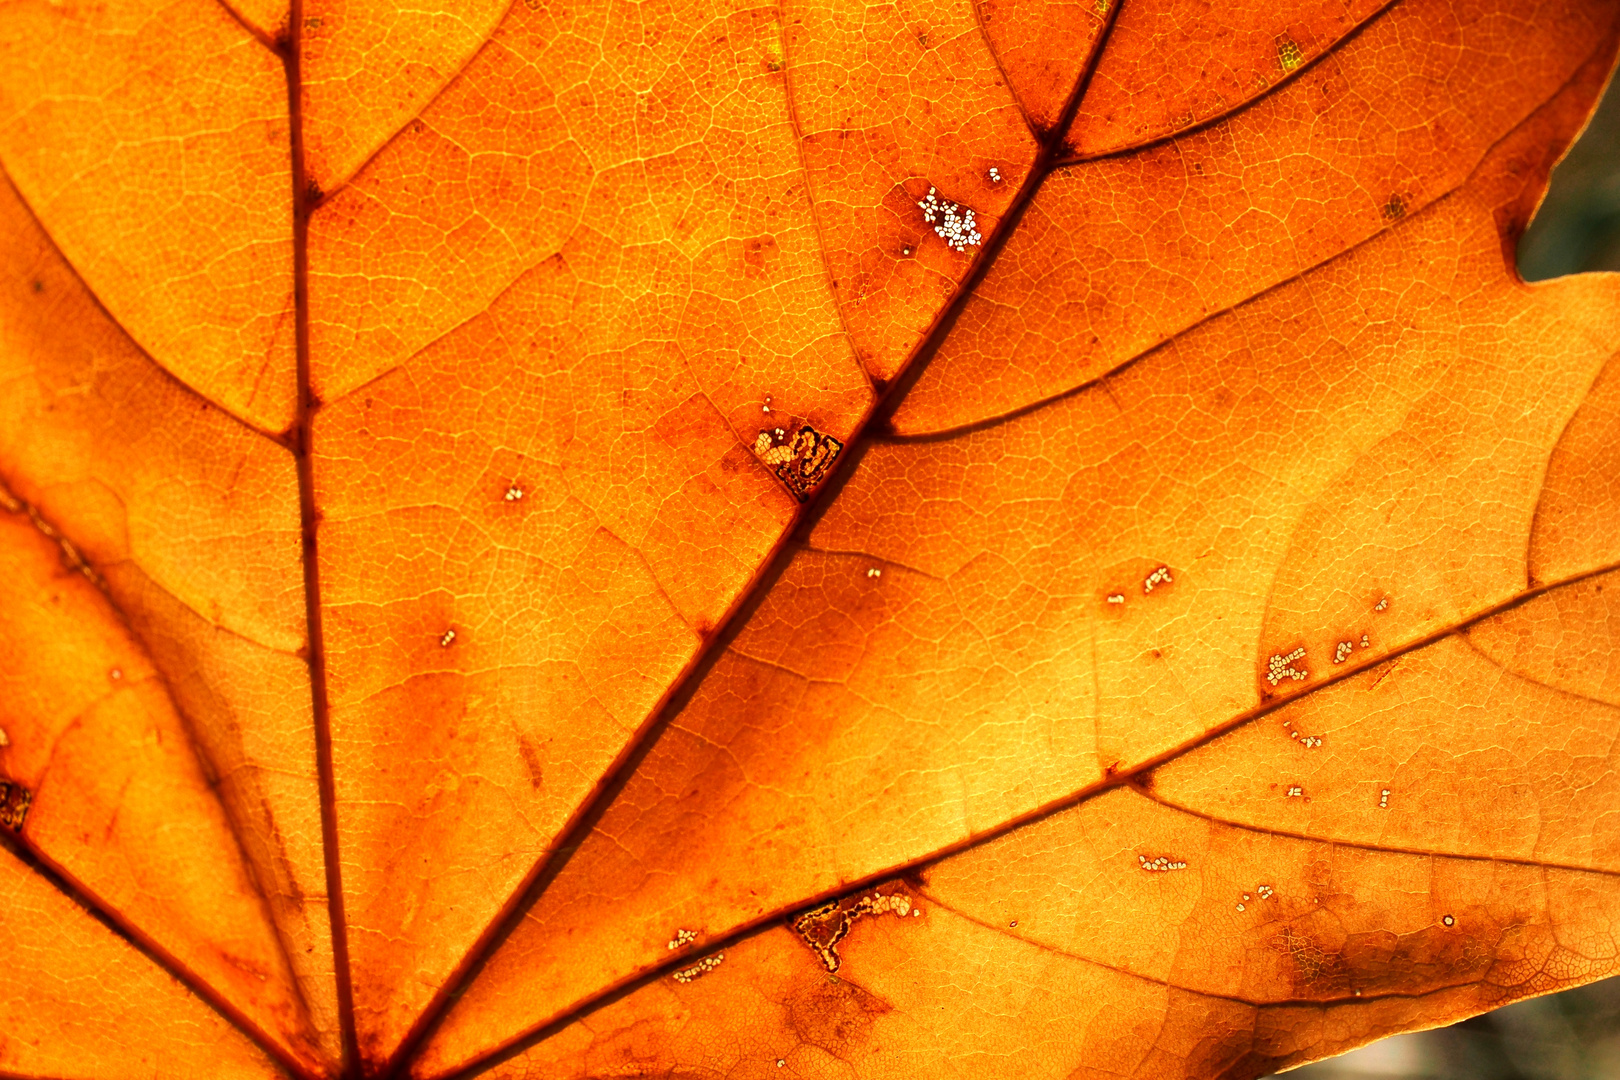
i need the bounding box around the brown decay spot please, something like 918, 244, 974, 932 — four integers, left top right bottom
1382, 193, 1407, 221
754, 424, 843, 501
0, 780, 32, 832
516, 734, 544, 790
783, 962, 894, 1055
793, 888, 914, 972
743, 234, 778, 279
1268, 907, 1496, 1000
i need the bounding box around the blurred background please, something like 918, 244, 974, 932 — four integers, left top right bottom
1274, 70, 1620, 1079
1518, 67, 1620, 280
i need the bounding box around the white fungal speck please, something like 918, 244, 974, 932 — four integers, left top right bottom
1378, 788, 1390, 809
1266, 647, 1308, 685
505, 486, 524, 502
763, 395, 773, 414
672, 952, 725, 983
912, 908, 921, 916
1360, 633, 1370, 648
917, 186, 982, 252
988, 167, 1002, 182
1287, 785, 1304, 798
1236, 902, 1246, 912
1374, 597, 1388, 612
777, 1061, 786, 1069
1143, 566, 1173, 593
868, 568, 882, 578
1334, 641, 1353, 664
667, 928, 697, 951
1138, 854, 1188, 872
1442, 914, 1455, 927
440, 629, 456, 647
1106, 593, 1125, 604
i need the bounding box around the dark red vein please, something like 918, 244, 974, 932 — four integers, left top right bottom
0, 827, 325, 1078
281, 12, 362, 1079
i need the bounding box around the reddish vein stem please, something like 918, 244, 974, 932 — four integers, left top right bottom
280, 10, 363, 1078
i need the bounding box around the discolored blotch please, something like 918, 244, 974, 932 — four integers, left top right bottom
793, 888, 914, 972
1276, 36, 1303, 71
516, 734, 544, 791
783, 961, 894, 1053
0, 779, 32, 832
1382, 193, 1407, 220
743, 235, 779, 280
752, 424, 844, 501
1268, 904, 1496, 1000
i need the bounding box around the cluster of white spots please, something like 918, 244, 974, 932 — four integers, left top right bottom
1266, 647, 1308, 685
1287, 785, 1304, 798
1139, 854, 1188, 872
440, 629, 456, 647
762, 395, 773, 414
1442, 914, 1455, 927
754, 428, 795, 466
867, 567, 882, 579
1378, 788, 1391, 809
672, 952, 725, 983
1257, 884, 1274, 899
1143, 566, 1173, 593
988, 167, 1002, 182
1236, 891, 1253, 912
777, 1061, 786, 1069
667, 928, 696, 951
917, 187, 982, 252
504, 486, 524, 502
1334, 641, 1353, 664
1374, 597, 1388, 612
1281, 720, 1321, 748
110, 668, 122, 680
866, 892, 913, 917
1360, 633, 1370, 648
1107, 593, 1125, 604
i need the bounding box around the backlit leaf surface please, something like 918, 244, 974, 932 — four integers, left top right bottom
0, 0, 1618, 1077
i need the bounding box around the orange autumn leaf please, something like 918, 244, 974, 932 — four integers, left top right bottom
0, 0, 1618, 1075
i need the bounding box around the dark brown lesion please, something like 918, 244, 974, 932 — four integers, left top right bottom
0, 780, 32, 833
792, 888, 913, 972
754, 424, 844, 501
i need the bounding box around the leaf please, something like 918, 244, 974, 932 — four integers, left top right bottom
0, 0, 1617, 1076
